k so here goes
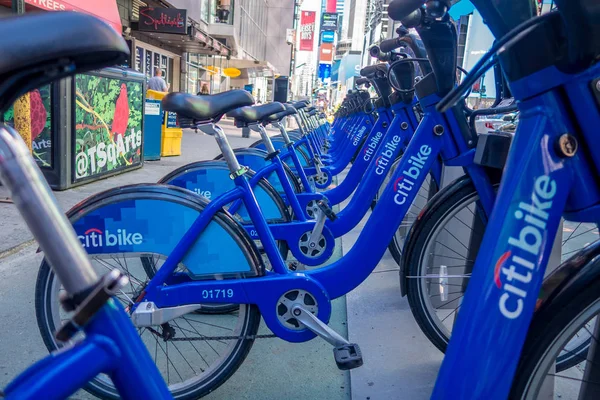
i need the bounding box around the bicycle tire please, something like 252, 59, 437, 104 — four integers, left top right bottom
35, 186, 263, 399
403, 179, 596, 372
510, 279, 600, 399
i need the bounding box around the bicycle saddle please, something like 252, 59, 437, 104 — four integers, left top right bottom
227, 102, 286, 126
162, 90, 254, 122
360, 63, 388, 78
291, 100, 309, 110
266, 104, 297, 123
0, 12, 129, 112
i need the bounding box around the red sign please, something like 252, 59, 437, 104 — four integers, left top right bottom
0, 0, 123, 34
299, 11, 316, 52
319, 43, 334, 63
326, 0, 336, 13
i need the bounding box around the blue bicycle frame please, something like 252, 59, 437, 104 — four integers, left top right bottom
5, 300, 172, 399
138, 89, 496, 344
432, 47, 600, 400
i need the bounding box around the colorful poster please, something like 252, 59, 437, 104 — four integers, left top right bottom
74, 74, 143, 182
2, 85, 52, 168
299, 11, 316, 51
322, 30, 335, 43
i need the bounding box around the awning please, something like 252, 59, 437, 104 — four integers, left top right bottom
132, 23, 230, 57
0, 0, 122, 34
227, 59, 277, 79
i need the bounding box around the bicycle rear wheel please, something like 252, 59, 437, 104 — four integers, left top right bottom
35, 187, 263, 399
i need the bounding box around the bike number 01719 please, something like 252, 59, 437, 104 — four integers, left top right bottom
202, 289, 234, 299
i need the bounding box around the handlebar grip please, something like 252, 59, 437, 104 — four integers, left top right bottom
355, 77, 369, 86
388, 0, 424, 21
380, 38, 401, 53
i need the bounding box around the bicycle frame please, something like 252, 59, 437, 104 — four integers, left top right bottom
137, 91, 497, 343
5, 300, 171, 399
432, 61, 600, 400
0, 123, 172, 400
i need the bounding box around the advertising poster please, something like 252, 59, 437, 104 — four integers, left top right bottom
322, 31, 335, 43
74, 74, 143, 182
319, 43, 334, 63
299, 11, 316, 51
321, 12, 338, 31
2, 85, 52, 168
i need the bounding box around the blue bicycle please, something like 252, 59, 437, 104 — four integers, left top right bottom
0, 12, 172, 400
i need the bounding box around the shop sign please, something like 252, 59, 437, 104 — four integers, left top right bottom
139, 7, 188, 35
74, 74, 143, 182
299, 11, 316, 51
321, 12, 338, 31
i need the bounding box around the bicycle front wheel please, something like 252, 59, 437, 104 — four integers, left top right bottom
403, 180, 599, 372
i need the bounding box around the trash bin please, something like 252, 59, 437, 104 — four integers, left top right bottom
146, 89, 183, 157
144, 91, 162, 161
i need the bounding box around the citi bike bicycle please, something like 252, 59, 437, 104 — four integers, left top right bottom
35, 2, 599, 398
0, 12, 172, 400
29, 4, 508, 399
373, 0, 600, 398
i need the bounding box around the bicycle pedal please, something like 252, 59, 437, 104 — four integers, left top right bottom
317, 200, 337, 221
333, 343, 363, 370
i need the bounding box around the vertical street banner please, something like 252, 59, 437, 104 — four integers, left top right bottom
326, 0, 337, 13
299, 11, 316, 51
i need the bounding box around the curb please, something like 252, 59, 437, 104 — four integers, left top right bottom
0, 239, 36, 260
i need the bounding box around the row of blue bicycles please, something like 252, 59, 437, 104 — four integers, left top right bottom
1, 0, 600, 398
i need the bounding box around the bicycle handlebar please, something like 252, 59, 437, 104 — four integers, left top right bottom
0, 124, 98, 295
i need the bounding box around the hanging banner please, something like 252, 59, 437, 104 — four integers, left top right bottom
326, 0, 337, 13
299, 11, 316, 52
322, 30, 335, 43
319, 43, 334, 63
321, 12, 338, 31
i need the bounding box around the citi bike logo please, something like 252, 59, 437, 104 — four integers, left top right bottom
375, 135, 402, 175
363, 131, 383, 161
352, 127, 367, 146
494, 175, 557, 319
78, 228, 143, 248
393, 145, 431, 205
193, 188, 212, 199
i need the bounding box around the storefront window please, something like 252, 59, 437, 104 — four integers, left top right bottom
2, 85, 53, 168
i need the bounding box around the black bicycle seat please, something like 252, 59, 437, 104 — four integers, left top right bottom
291, 100, 310, 110
360, 63, 388, 78
162, 90, 255, 122
227, 102, 286, 126
0, 12, 129, 112
266, 104, 297, 123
